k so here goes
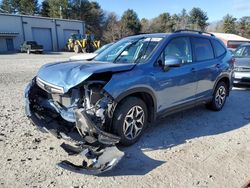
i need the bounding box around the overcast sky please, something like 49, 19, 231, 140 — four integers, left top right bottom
92, 0, 250, 21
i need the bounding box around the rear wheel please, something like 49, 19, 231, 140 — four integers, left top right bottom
206, 81, 228, 111
112, 97, 148, 146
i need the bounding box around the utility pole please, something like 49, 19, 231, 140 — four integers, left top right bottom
60, 6, 62, 19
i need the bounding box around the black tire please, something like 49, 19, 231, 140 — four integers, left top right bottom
74, 45, 81, 53
82, 47, 86, 53
206, 81, 228, 111
112, 97, 148, 146
67, 44, 72, 52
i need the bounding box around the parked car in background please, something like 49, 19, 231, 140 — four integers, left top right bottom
24, 30, 234, 174
228, 48, 235, 55
233, 43, 250, 86
69, 43, 113, 61
20, 41, 43, 54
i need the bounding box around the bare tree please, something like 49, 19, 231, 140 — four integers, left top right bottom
103, 12, 123, 42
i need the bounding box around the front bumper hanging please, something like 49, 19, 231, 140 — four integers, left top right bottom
24, 82, 124, 175
57, 109, 124, 175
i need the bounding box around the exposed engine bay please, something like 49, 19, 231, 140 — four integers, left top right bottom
24, 77, 124, 174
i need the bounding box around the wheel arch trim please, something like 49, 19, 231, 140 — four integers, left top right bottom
113, 87, 158, 121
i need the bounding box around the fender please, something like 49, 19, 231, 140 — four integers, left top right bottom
212, 72, 232, 95
113, 87, 158, 121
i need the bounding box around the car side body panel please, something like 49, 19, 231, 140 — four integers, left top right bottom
104, 33, 234, 121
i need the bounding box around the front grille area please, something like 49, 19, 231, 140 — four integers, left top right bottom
235, 67, 250, 72
36, 77, 64, 94
51, 93, 72, 107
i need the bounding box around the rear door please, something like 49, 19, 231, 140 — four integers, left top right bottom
191, 37, 220, 100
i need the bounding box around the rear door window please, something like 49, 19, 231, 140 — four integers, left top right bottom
211, 39, 226, 57
192, 37, 214, 61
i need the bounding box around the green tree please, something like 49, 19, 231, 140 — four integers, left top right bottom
121, 9, 141, 36
40, 0, 50, 17
237, 16, 250, 38
47, 0, 69, 18
171, 14, 180, 31
189, 7, 208, 31
223, 14, 237, 33
18, 0, 39, 15
179, 9, 190, 29
68, 0, 104, 39
151, 12, 173, 33
0, 0, 19, 13
141, 18, 153, 33
0, 0, 12, 13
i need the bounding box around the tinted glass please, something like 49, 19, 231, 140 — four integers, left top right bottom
212, 40, 226, 57
114, 38, 162, 64
94, 37, 162, 63
193, 38, 214, 61
94, 38, 134, 62
27, 41, 37, 45
164, 37, 192, 63
234, 46, 250, 57
94, 43, 113, 54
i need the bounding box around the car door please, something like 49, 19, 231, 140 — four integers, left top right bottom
151, 36, 198, 112
191, 37, 220, 100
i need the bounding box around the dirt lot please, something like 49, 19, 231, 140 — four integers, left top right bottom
0, 53, 249, 188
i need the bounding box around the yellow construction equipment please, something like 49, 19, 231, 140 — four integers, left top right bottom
67, 34, 101, 53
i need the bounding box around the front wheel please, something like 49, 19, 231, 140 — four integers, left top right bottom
206, 81, 228, 111
74, 45, 81, 53
112, 97, 148, 146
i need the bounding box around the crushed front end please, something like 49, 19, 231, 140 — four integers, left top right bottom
24, 77, 124, 174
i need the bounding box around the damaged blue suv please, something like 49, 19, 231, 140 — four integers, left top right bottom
25, 30, 234, 174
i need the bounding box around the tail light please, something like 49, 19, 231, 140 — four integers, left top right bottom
230, 58, 236, 68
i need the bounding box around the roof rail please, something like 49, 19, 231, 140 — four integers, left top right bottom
174, 29, 215, 37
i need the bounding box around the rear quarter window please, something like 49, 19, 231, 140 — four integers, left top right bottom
211, 39, 226, 57
192, 37, 214, 61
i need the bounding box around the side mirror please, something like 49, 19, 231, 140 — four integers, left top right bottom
162, 56, 182, 71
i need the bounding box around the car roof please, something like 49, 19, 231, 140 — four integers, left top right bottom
125, 33, 170, 40
124, 31, 218, 40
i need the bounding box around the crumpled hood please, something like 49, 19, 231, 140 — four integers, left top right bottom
37, 61, 135, 93
235, 57, 250, 67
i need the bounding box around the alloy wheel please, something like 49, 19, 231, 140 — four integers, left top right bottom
215, 85, 226, 108
123, 106, 145, 140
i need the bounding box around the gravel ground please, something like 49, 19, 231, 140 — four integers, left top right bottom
0, 52, 249, 188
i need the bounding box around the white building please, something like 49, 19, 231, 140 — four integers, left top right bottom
0, 13, 85, 52
212, 32, 250, 49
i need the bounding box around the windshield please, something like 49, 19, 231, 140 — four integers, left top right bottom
94, 43, 113, 54
94, 37, 163, 63
26, 41, 37, 45
234, 46, 250, 58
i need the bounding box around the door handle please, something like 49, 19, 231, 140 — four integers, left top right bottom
215, 64, 220, 68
